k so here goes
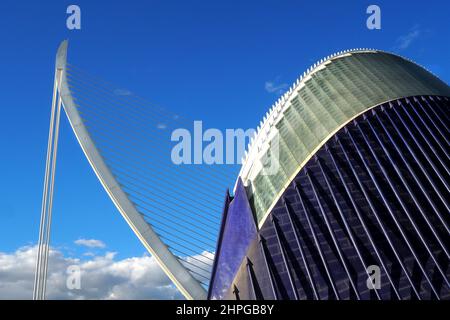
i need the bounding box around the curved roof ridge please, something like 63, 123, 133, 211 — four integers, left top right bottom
237, 48, 449, 193
239, 48, 378, 185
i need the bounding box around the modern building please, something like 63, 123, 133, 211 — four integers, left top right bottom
49, 42, 449, 300
208, 49, 450, 300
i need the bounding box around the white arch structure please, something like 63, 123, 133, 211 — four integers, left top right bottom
37, 40, 207, 300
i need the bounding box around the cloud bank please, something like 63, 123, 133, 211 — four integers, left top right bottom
0, 245, 183, 300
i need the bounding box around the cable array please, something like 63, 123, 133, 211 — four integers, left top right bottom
65, 64, 239, 286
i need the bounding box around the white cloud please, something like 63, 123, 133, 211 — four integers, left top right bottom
74, 239, 106, 249
265, 79, 288, 95
395, 26, 421, 51
0, 245, 183, 300
180, 251, 214, 284
113, 88, 132, 96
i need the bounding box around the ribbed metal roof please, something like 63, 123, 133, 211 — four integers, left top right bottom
238, 49, 450, 226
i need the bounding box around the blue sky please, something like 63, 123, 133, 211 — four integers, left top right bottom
0, 0, 449, 298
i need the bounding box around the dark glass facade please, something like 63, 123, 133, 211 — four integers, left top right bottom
209, 95, 450, 300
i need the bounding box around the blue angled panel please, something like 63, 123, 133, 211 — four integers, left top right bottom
209, 178, 257, 299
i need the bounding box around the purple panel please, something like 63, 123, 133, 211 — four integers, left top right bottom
209, 178, 257, 299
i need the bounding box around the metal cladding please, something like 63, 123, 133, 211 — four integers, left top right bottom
208, 179, 257, 299
238, 50, 450, 227
210, 49, 450, 300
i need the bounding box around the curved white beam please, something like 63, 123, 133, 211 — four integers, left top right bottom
56, 40, 207, 300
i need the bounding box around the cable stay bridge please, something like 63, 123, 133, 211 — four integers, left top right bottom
33, 40, 239, 300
